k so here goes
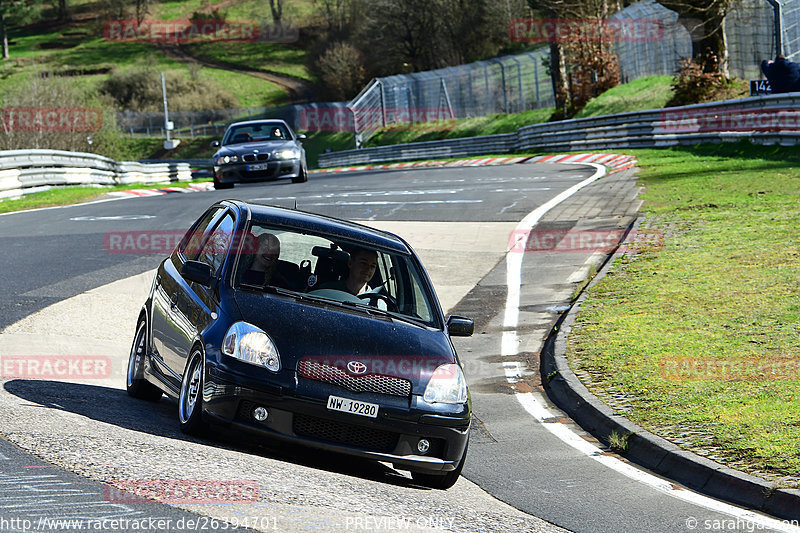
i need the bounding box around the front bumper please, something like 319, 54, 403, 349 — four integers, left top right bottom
203, 362, 470, 473
214, 159, 302, 184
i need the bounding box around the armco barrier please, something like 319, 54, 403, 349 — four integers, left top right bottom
318, 94, 800, 168
0, 149, 192, 199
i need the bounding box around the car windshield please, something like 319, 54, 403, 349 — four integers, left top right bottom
223, 123, 290, 145
233, 223, 439, 328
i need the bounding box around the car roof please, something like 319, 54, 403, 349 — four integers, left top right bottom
225, 200, 412, 254
226, 119, 291, 129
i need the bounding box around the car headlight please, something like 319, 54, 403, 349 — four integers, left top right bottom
273, 148, 299, 160
221, 322, 281, 372
423, 364, 467, 404
217, 155, 239, 164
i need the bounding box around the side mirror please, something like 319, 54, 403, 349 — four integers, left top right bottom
210, 140, 220, 148
181, 260, 213, 287
296, 134, 307, 140
446, 315, 474, 337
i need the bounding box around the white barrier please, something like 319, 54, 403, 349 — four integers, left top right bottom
0, 149, 193, 199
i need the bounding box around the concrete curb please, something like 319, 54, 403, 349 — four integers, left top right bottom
540, 218, 800, 521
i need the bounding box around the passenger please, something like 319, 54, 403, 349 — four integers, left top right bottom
241, 233, 290, 288
760, 55, 800, 93
324, 247, 378, 295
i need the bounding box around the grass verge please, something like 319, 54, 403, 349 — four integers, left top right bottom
0, 180, 209, 215
567, 141, 800, 486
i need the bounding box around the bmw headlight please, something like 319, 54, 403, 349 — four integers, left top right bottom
217, 155, 239, 165
273, 148, 299, 160
222, 322, 281, 372
423, 364, 468, 404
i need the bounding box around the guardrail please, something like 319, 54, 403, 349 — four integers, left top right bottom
318, 93, 800, 168
0, 149, 193, 199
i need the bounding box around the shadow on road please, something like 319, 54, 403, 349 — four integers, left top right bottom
3, 379, 423, 489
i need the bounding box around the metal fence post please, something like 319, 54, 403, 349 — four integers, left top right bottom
764, 0, 783, 55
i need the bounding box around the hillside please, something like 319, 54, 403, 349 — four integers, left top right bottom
0, 0, 319, 108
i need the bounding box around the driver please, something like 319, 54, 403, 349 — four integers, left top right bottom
324, 247, 377, 295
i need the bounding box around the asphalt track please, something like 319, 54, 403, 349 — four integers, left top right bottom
0, 164, 792, 532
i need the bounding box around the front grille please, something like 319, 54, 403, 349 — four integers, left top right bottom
293, 413, 398, 453
298, 359, 411, 398
242, 153, 270, 162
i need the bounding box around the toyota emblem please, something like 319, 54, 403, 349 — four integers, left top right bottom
347, 361, 367, 375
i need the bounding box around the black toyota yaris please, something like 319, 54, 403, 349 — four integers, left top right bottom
127, 200, 474, 489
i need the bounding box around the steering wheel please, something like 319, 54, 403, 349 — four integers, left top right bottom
357, 292, 398, 312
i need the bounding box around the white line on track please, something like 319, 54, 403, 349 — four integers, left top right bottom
503, 163, 800, 532
296, 200, 483, 207
0, 196, 127, 217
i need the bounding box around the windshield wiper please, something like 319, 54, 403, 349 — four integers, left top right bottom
340, 301, 428, 327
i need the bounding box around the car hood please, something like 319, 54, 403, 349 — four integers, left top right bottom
216, 140, 297, 156
233, 290, 455, 389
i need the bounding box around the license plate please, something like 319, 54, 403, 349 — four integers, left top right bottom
326, 395, 378, 418
247, 163, 270, 171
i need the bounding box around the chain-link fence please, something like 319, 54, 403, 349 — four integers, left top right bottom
349, 50, 554, 145
727, 0, 776, 79
778, 0, 800, 61
610, 0, 692, 83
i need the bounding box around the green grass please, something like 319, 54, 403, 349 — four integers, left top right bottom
1, 1, 311, 108
575, 75, 674, 118
186, 41, 313, 81
300, 131, 357, 169
368, 108, 554, 147
567, 141, 800, 485
0, 179, 210, 214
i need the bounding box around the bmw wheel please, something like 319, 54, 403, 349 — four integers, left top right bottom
178, 349, 208, 435
292, 166, 308, 183
213, 176, 234, 189
126, 319, 163, 401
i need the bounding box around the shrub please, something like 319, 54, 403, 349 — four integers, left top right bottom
99, 62, 238, 111
667, 52, 726, 107
316, 42, 367, 101
0, 70, 127, 159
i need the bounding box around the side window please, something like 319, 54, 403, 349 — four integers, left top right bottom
197, 213, 235, 277
180, 207, 225, 261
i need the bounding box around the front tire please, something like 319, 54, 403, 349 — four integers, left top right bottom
292, 166, 308, 183
213, 176, 234, 189
410, 440, 468, 490
178, 349, 208, 435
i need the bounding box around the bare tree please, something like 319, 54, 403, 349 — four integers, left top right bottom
660, 0, 732, 77
0, 0, 36, 60
527, 0, 616, 117
269, 0, 283, 28
357, 0, 506, 76
134, 0, 149, 24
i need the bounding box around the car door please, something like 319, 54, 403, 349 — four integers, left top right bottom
151, 206, 227, 386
